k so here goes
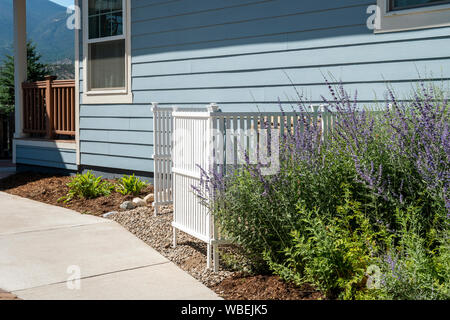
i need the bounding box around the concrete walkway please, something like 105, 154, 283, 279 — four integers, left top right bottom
0, 192, 220, 300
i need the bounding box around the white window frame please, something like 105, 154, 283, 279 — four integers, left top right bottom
375, 0, 450, 33
82, 0, 132, 104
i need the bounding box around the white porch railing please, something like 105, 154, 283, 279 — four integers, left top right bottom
152, 103, 336, 271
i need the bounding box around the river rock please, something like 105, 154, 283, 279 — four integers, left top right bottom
144, 193, 155, 204
120, 201, 136, 210
133, 198, 147, 207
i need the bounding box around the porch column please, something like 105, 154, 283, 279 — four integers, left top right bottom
13, 0, 27, 139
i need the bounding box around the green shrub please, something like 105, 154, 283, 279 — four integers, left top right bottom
59, 171, 114, 202
116, 174, 147, 196
211, 168, 300, 270
373, 207, 450, 300
264, 186, 389, 299
210, 139, 361, 271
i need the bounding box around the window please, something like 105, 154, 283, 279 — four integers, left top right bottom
390, 0, 450, 11
88, 0, 123, 39
89, 40, 125, 89
375, 0, 450, 33
83, 0, 132, 104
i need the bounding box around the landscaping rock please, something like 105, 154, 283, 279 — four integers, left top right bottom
133, 198, 147, 207
144, 193, 155, 204
110, 207, 235, 289
103, 211, 118, 218
161, 208, 173, 214
120, 201, 136, 210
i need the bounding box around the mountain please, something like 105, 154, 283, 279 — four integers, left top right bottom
0, 0, 74, 64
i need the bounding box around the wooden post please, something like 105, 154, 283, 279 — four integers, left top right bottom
44, 75, 57, 139
13, 0, 27, 141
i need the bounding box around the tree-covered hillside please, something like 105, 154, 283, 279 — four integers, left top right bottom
0, 0, 74, 64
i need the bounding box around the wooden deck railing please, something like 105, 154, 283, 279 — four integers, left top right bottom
22, 76, 75, 138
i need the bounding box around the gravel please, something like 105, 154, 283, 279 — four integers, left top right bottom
108, 206, 236, 288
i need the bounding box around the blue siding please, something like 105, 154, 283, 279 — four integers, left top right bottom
78, 106, 154, 172
16, 146, 78, 171
78, 0, 450, 174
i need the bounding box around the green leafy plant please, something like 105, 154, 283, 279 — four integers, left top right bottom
373, 207, 450, 300
218, 246, 255, 274
264, 186, 389, 299
115, 174, 147, 196
58, 171, 114, 203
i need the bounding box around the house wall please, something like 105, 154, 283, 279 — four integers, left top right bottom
78, 0, 450, 176
15, 144, 77, 171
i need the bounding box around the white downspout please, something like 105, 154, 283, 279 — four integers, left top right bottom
74, 0, 81, 167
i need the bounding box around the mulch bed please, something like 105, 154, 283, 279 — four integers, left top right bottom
0, 172, 152, 216
0, 289, 20, 301
214, 275, 323, 300
0, 172, 324, 300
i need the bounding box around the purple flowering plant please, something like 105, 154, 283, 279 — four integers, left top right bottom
192, 81, 449, 299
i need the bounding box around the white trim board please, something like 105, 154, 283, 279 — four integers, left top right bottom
75, 0, 81, 165
375, 0, 450, 33
81, 0, 132, 104
14, 139, 77, 150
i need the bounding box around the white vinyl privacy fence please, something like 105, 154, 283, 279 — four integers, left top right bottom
152, 103, 336, 271
152, 105, 173, 215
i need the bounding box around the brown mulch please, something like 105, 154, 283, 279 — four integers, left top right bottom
0, 289, 20, 301
0, 172, 324, 300
213, 274, 324, 300
0, 172, 153, 216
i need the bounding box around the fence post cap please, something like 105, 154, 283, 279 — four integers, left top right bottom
208, 103, 220, 113
44, 75, 57, 81
151, 102, 159, 111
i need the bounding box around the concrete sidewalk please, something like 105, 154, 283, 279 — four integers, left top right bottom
0, 192, 220, 300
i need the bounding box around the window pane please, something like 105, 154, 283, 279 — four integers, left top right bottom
391, 0, 450, 10
88, 15, 99, 39
88, 0, 123, 39
89, 0, 107, 15
88, 40, 125, 90
100, 12, 123, 38
110, 0, 122, 11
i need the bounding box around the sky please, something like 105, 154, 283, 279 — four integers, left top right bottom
49, 0, 73, 8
